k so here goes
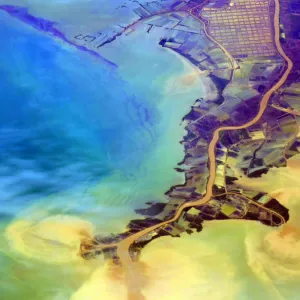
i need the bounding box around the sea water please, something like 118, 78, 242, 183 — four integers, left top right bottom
0, 11, 205, 299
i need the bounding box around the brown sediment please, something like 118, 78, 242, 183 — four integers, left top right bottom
7, 216, 95, 263
106, 260, 149, 286
279, 224, 300, 238
288, 158, 300, 169
179, 72, 199, 86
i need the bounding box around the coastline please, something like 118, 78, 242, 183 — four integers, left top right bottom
0, 12, 215, 299
2, 0, 300, 299
0, 5, 118, 68
1, 8, 210, 263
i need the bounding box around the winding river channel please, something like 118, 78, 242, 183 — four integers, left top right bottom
100, 0, 294, 298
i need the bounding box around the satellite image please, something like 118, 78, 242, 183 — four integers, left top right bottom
1, 0, 300, 299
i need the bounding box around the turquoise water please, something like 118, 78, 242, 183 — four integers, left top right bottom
0, 13, 158, 219
0, 12, 204, 228
0, 12, 204, 299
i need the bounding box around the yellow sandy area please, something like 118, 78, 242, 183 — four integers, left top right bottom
164, 48, 212, 97
4, 155, 300, 300
5, 215, 94, 264
235, 155, 300, 296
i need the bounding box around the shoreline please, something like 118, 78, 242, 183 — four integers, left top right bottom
1, 0, 299, 299
0, 5, 118, 68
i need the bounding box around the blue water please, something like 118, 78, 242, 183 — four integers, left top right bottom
0, 12, 155, 216
0, 10, 207, 300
